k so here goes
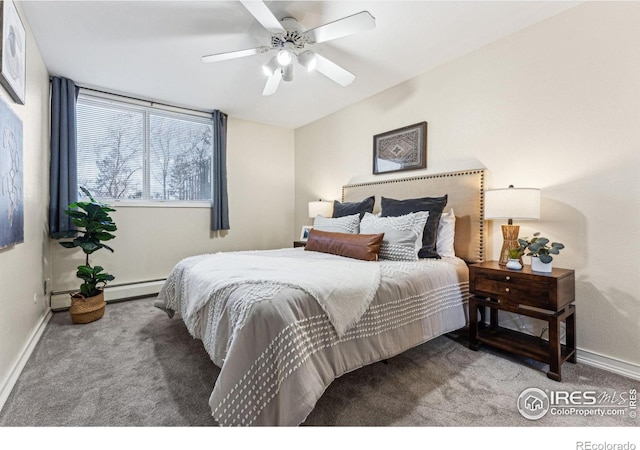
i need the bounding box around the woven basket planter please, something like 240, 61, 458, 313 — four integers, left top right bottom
70, 291, 106, 324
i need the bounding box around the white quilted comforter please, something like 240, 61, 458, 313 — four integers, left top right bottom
155, 248, 469, 426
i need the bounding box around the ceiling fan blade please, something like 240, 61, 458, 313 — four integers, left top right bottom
314, 53, 355, 87
202, 46, 270, 63
305, 11, 375, 44
240, 0, 285, 34
262, 70, 282, 96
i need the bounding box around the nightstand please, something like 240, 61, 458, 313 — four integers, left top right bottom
468, 261, 576, 381
293, 240, 307, 248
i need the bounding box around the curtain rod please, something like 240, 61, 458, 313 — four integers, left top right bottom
49, 77, 213, 116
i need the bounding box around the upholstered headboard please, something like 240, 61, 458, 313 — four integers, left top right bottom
342, 169, 485, 263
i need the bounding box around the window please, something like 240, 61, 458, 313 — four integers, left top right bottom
76, 91, 213, 203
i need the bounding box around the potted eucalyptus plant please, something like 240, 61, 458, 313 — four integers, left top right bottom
53, 187, 117, 324
518, 232, 564, 273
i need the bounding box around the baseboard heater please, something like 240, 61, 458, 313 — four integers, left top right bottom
50, 279, 166, 311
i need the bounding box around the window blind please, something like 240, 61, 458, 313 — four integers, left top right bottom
76, 91, 213, 202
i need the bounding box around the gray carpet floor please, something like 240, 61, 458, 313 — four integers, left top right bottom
0, 297, 637, 427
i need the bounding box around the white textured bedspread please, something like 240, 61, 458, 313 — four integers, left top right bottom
167, 252, 380, 338
155, 248, 469, 426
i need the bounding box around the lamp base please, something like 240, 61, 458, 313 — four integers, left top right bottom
498, 224, 520, 266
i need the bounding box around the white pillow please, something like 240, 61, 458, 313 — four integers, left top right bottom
313, 213, 359, 234
360, 211, 429, 261
436, 208, 456, 258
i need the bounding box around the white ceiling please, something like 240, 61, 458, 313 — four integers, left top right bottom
22, 1, 579, 129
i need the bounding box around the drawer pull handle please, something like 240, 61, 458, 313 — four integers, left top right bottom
505, 288, 510, 293
505, 276, 511, 281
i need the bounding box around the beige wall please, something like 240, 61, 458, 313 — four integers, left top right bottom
0, 4, 51, 401
295, 2, 640, 367
49, 117, 295, 294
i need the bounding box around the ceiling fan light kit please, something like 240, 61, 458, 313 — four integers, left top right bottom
262, 56, 280, 77
297, 51, 317, 72
282, 64, 294, 82
276, 42, 294, 66
202, 1, 375, 96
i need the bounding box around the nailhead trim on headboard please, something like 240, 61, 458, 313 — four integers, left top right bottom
342, 169, 485, 263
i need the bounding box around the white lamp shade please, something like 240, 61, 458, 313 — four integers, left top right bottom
262, 56, 280, 77
308, 200, 333, 218
484, 187, 540, 220
277, 44, 293, 66
297, 51, 317, 71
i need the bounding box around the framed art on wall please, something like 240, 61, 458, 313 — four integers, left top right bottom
300, 225, 312, 241
0, 94, 23, 249
373, 121, 427, 175
0, 0, 25, 105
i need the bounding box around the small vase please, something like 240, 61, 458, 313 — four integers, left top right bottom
506, 258, 523, 270
531, 256, 552, 273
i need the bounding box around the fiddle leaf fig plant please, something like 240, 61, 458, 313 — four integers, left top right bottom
518, 232, 564, 264
54, 187, 117, 298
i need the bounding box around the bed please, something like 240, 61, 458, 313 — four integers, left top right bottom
155, 169, 485, 426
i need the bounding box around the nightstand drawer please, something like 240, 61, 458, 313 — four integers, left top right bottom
474, 272, 551, 309
469, 261, 575, 311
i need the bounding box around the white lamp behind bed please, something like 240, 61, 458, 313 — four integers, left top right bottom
308, 200, 333, 219
484, 185, 540, 266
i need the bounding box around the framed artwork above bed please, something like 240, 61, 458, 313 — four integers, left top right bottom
373, 121, 427, 175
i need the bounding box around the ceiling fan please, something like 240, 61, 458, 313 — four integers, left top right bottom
201, 1, 375, 95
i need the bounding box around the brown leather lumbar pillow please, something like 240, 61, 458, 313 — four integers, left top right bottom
304, 228, 384, 261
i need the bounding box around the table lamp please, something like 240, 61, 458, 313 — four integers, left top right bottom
484, 185, 540, 265
308, 200, 333, 220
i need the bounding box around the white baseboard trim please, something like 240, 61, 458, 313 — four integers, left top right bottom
0, 309, 53, 413
51, 280, 164, 310
577, 349, 640, 381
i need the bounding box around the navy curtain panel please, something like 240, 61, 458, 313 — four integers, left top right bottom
211, 110, 230, 231
49, 77, 79, 237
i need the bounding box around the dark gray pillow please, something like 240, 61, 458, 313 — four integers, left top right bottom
332, 195, 375, 220
380, 195, 448, 258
